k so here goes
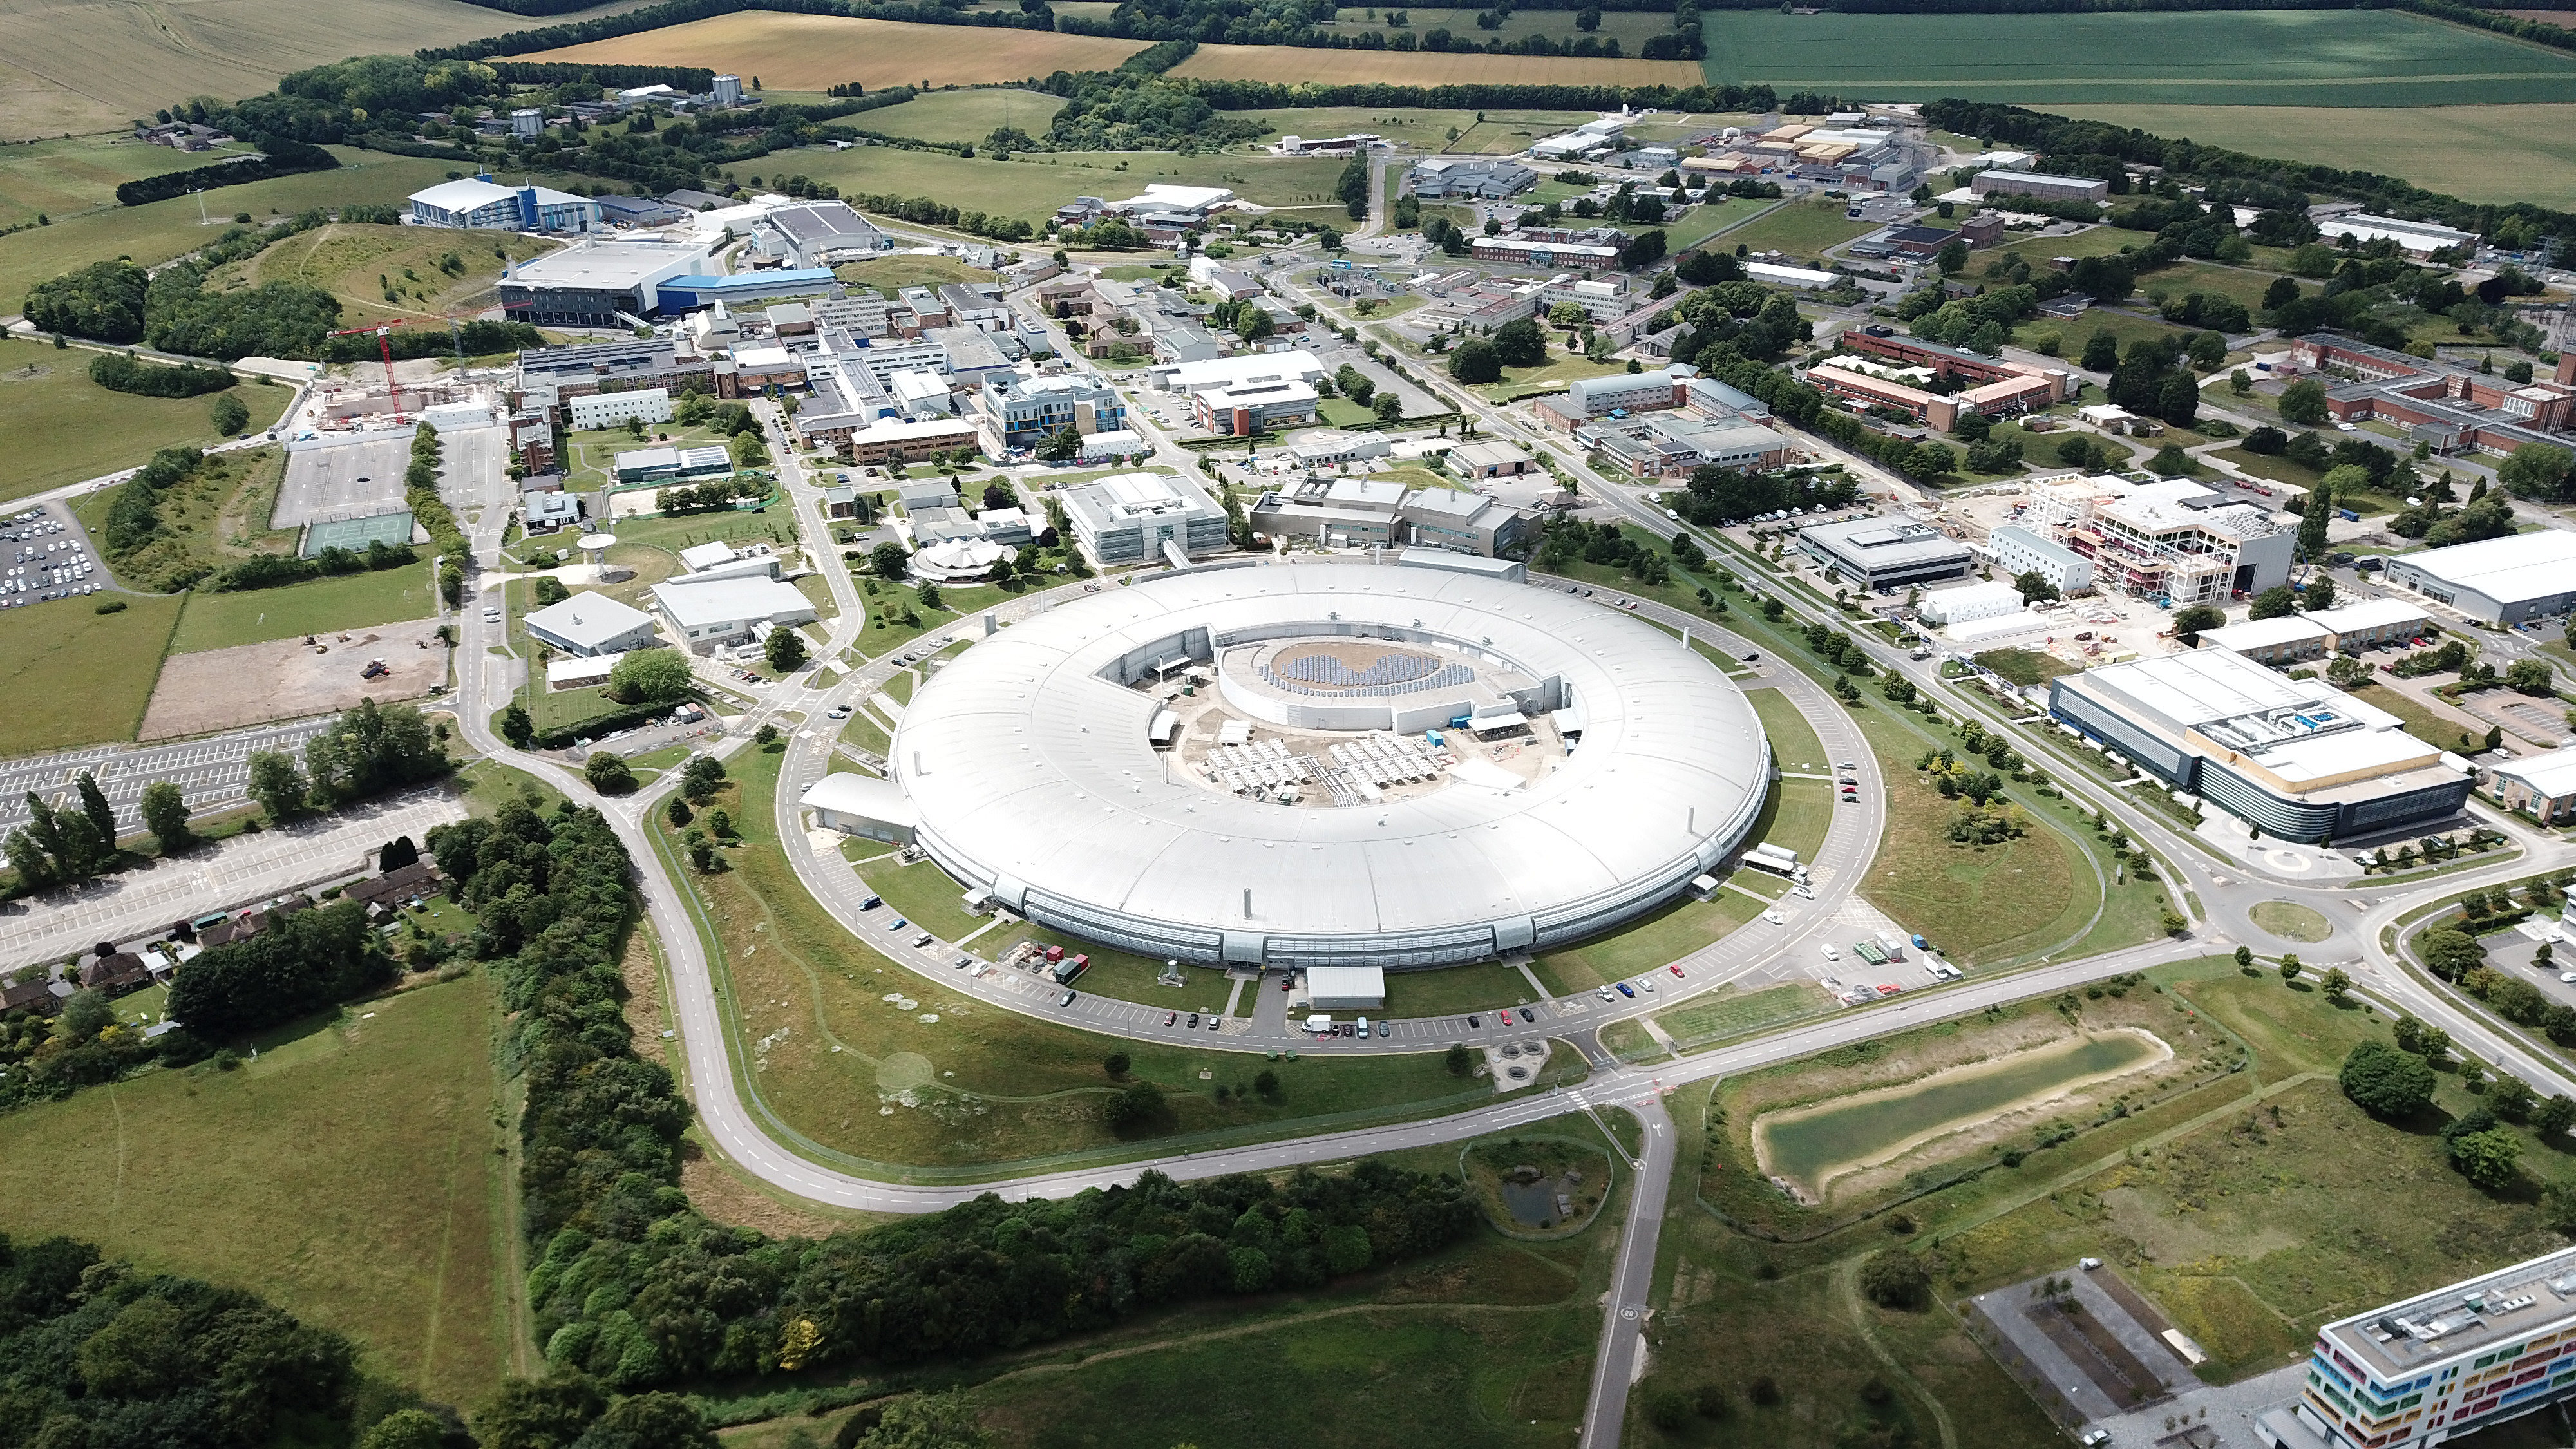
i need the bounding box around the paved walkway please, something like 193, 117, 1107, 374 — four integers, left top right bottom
0, 789, 465, 970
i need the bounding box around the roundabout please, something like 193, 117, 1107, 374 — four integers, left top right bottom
887, 561, 1774, 970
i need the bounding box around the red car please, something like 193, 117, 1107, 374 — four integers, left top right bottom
1164, 1011, 1177, 1025
1668, 964, 1685, 978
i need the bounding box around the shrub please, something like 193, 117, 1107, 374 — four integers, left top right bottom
2341, 1038, 2436, 1121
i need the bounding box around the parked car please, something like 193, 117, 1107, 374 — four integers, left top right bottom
859, 895, 881, 910
1615, 982, 1636, 998
1061, 990, 1077, 1005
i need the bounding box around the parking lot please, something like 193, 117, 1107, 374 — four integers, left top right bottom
0, 717, 336, 835
274, 431, 413, 528
0, 502, 106, 609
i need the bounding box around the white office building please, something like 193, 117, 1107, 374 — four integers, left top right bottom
652, 576, 819, 652
566, 387, 673, 431
1986, 524, 2092, 595
524, 592, 659, 657
1065, 471, 1230, 565
408, 175, 600, 234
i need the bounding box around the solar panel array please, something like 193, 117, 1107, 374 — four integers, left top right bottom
1260, 651, 1475, 698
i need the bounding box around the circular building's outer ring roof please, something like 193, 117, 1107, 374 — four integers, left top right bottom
893, 562, 1771, 969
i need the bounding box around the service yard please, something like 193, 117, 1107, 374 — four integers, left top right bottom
139, 615, 448, 739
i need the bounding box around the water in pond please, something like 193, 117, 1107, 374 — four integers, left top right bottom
1756, 1031, 2163, 1196
1497, 1176, 1567, 1227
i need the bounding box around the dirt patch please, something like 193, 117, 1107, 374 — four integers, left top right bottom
677, 1140, 847, 1238
140, 617, 448, 738
619, 930, 666, 1062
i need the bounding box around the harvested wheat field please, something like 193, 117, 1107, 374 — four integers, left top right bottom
525, 12, 1150, 91
141, 617, 450, 739
1170, 44, 1701, 87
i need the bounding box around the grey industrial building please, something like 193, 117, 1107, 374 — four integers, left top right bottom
2048, 647, 2472, 842
2380, 529, 2576, 624
1795, 518, 1974, 589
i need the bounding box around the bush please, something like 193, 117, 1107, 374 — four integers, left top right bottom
608, 649, 694, 703
1647, 1389, 1691, 1431
93, 598, 126, 614
2341, 1038, 2436, 1121
1859, 1249, 1930, 1309
88, 350, 234, 397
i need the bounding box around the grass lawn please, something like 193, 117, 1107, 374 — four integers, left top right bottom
2137, 260, 2293, 315
2213, 444, 2325, 490
2347, 679, 2490, 753
1477, 352, 1628, 402
839, 711, 892, 757
1747, 683, 1828, 771
1384, 959, 1546, 1016
857, 854, 985, 941
167, 565, 439, 653
1990, 225, 2142, 269
0, 132, 260, 230
1653, 980, 1832, 1050
0, 975, 513, 1406
837, 252, 1002, 296
1974, 647, 2076, 688
1652, 195, 1754, 251
1696, 8, 2576, 106
661, 747, 1578, 1175
0, 592, 182, 755
0, 341, 291, 506
75, 445, 300, 593
1702, 198, 1873, 263
1530, 888, 1764, 994
1317, 397, 1379, 427
0, 149, 540, 332
2018, 307, 2197, 360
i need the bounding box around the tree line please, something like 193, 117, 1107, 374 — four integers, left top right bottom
112, 135, 337, 207
87, 351, 234, 397
243, 700, 455, 828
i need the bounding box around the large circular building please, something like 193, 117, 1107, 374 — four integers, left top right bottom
889, 561, 1770, 970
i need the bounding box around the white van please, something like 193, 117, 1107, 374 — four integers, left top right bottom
1355, 1016, 1371, 1036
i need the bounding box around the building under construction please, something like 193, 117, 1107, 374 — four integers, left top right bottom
2016, 474, 2295, 607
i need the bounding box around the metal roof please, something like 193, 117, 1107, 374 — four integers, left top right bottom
2386, 529, 2576, 606
892, 563, 1768, 958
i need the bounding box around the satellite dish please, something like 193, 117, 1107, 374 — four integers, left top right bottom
577, 532, 618, 553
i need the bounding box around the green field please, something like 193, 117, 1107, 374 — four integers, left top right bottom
0, 975, 513, 1406
0, 341, 290, 504
0, 147, 572, 325
1700, 8, 2576, 106
206, 220, 560, 333
167, 564, 439, 653
2053, 102, 2576, 210
837, 252, 1002, 297
806, 146, 1354, 227
1703, 198, 1873, 263
0, 591, 180, 755
860, 87, 1067, 146
1312, 5, 1681, 52
0, 132, 247, 230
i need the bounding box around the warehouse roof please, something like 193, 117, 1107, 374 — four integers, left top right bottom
2387, 530, 2576, 607
522, 592, 654, 651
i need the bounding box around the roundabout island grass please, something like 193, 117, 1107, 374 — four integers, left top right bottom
2249, 899, 2334, 943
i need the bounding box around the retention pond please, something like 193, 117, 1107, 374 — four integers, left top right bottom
1754, 1028, 2168, 1200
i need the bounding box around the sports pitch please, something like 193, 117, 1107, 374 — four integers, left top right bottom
1699, 8, 2576, 106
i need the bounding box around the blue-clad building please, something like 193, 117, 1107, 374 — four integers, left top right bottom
408, 175, 600, 234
